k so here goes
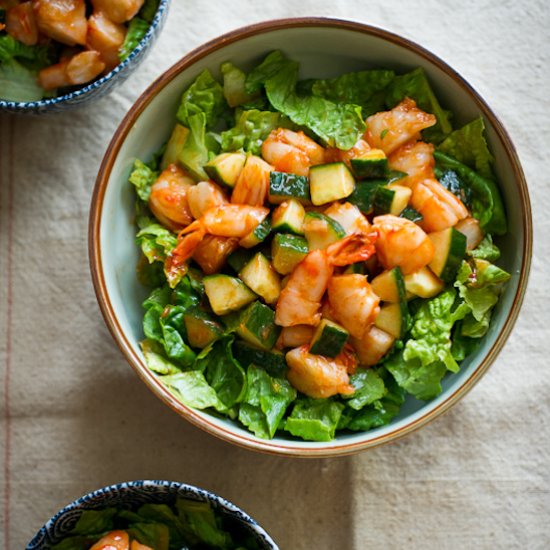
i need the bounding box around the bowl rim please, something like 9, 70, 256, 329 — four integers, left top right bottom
89, 16, 532, 458
27, 479, 278, 549
0, 0, 170, 110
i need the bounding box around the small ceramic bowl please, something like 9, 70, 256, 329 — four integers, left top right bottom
89, 18, 532, 457
0, 0, 170, 114
26, 480, 278, 549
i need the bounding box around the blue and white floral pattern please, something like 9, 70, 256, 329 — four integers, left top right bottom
26, 480, 279, 549
0, 0, 170, 114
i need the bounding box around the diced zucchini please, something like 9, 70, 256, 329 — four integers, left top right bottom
374, 302, 409, 339
203, 274, 256, 315
370, 267, 406, 303
272, 234, 309, 275
400, 206, 423, 223
227, 248, 254, 273
428, 227, 467, 282
350, 148, 388, 179
404, 267, 444, 299
344, 262, 366, 275
161, 124, 189, 169
374, 184, 412, 216
240, 217, 271, 248
347, 181, 382, 215
303, 211, 346, 250
204, 152, 246, 188
183, 309, 223, 348
309, 319, 349, 358
239, 253, 281, 305
309, 162, 356, 205
232, 340, 287, 377
352, 326, 395, 367
268, 171, 310, 204
236, 301, 281, 350
272, 199, 306, 235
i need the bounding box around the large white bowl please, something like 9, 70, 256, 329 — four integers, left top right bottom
89, 18, 532, 457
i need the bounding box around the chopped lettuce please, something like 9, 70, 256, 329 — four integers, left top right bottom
194, 337, 246, 409
119, 18, 149, 61
176, 69, 227, 129
469, 235, 501, 262
344, 369, 387, 410
136, 223, 177, 264
238, 365, 296, 438
307, 69, 395, 117
163, 371, 226, 412
284, 398, 344, 441
0, 59, 44, 101
129, 159, 158, 202
179, 112, 210, 180
141, 339, 181, 375
221, 61, 261, 108
385, 67, 452, 143
220, 109, 292, 154
139, 0, 161, 22
246, 51, 365, 149
128, 523, 169, 550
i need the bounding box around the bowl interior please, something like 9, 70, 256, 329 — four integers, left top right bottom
27, 481, 277, 549
95, 22, 529, 454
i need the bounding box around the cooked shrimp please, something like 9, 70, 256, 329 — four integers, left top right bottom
187, 181, 228, 219
6, 2, 38, 45
275, 232, 377, 327
166, 204, 269, 281
276, 325, 315, 349
327, 274, 380, 339
411, 178, 469, 232
34, 0, 87, 46
90, 530, 129, 550
324, 202, 371, 235
192, 235, 239, 275
131, 542, 154, 550
365, 98, 436, 155
388, 141, 435, 188
351, 326, 395, 367
149, 164, 195, 232
90, 0, 145, 24
87, 12, 127, 72
325, 139, 371, 165
65, 50, 106, 85
261, 129, 325, 177
373, 214, 435, 274
286, 346, 355, 398
231, 155, 273, 206
38, 58, 72, 90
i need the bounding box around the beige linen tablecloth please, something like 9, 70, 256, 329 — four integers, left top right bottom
1, 1, 549, 548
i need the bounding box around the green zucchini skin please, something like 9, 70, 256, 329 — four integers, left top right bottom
272, 199, 306, 235
232, 340, 287, 377
236, 301, 281, 350
303, 211, 346, 250
240, 217, 272, 248
183, 308, 223, 348
309, 162, 356, 205
373, 186, 395, 214
400, 206, 423, 223
347, 181, 383, 215
269, 171, 310, 204
309, 319, 349, 357
272, 234, 309, 275
430, 227, 468, 283
227, 248, 255, 273
350, 157, 389, 179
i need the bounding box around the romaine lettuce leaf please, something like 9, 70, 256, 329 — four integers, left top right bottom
384, 67, 452, 143
139, 0, 160, 22
163, 371, 226, 412
0, 59, 45, 101
179, 112, 210, 180
238, 365, 296, 438
344, 368, 387, 410
141, 339, 181, 375
307, 69, 395, 117
127, 523, 170, 550
134, 503, 186, 548
136, 223, 177, 263
221, 61, 261, 108
176, 69, 227, 129
0, 34, 57, 69
469, 235, 501, 262
434, 151, 507, 235
246, 50, 365, 149
70, 509, 117, 535
129, 159, 158, 202
51, 537, 100, 550
220, 109, 292, 154
119, 18, 149, 61
284, 398, 344, 441
194, 337, 246, 408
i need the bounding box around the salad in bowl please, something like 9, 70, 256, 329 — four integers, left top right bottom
126, 49, 511, 444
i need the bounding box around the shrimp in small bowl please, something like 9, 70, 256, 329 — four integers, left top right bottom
90, 19, 531, 457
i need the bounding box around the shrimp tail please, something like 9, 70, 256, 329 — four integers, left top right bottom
179, 219, 203, 236
164, 225, 206, 286
327, 232, 378, 266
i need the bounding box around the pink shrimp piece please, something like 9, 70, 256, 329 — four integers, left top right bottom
187, 180, 228, 219
90, 0, 145, 24
365, 98, 436, 155
231, 155, 273, 206
325, 139, 372, 166
5, 2, 38, 45
87, 12, 127, 72
90, 530, 129, 550
34, 0, 87, 46
388, 141, 435, 188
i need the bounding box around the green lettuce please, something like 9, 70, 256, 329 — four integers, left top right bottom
220, 109, 292, 154
284, 398, 344, 441
128, 523, 169, 550
139, 0, 161, 22
129, 159, 158, 202
70, 509, 117, 535
238, 365, 296, 439
163, 371, 226, 412
136, 223, 177, 263
51, 537, 99, 550
469, 235, 501, 262
307, 69, 395, 117
160, 306, 196, 366
344, 369, 387, 410
455, 259, 511, 338
194, 337, 246, 409
246, 51, 365, 149
179, 112, 210, 180
119, 18, 149, 61
221, 61, 261, 108
176, 69, 227, 129
385, 67, 452, 143
141, 339, 181, 375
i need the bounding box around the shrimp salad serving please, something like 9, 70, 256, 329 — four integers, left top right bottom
129, 51, 510, 442
0, 0, 160, 102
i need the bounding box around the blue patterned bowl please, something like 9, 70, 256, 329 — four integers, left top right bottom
0, 0, 170, 114
26, 479, 278, 549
